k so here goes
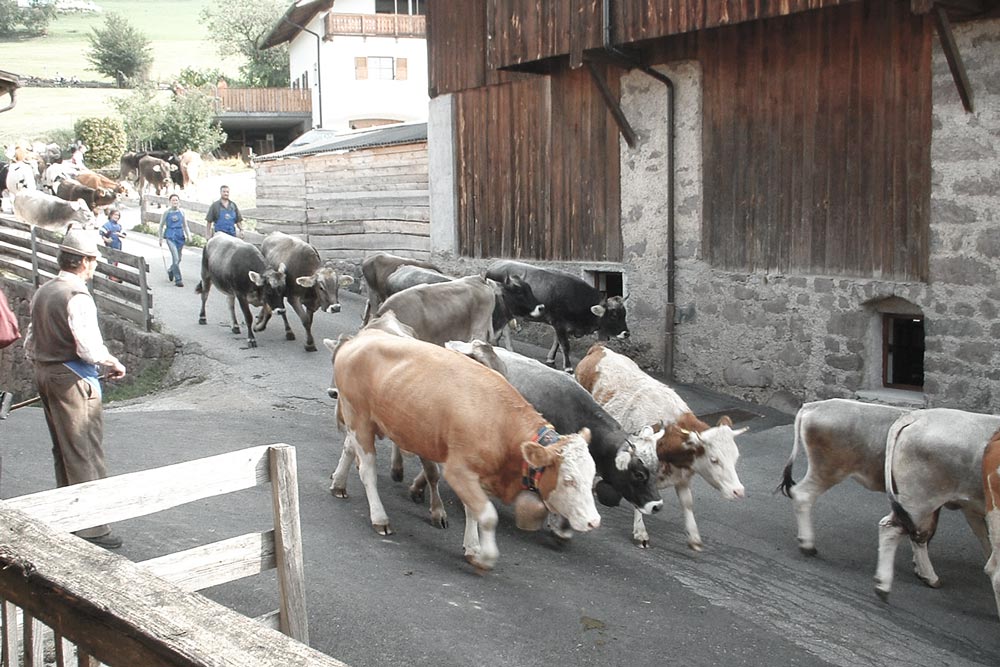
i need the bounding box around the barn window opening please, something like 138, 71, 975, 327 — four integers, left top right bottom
883, 314, 924, 390
588, 271, 624, 300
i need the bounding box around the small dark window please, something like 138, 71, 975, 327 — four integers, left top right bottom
375, 0, 397, 13
589, 271, 623, 300
883, 314, 924, 390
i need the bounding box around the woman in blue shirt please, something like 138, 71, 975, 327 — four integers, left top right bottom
158, 194, 192, 287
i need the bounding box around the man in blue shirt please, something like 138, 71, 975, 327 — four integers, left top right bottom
205, 185, 243, 239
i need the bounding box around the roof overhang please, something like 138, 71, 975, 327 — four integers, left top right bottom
261, 0, 334, 49
215, 112, 313, 132
0, 69, 20, 114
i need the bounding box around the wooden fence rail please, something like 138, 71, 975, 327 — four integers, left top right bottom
0, 216, 153, 331
0, 444, 347, 667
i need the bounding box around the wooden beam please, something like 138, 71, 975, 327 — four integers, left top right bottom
933, 4, 974, 112
585, 61, 637, 148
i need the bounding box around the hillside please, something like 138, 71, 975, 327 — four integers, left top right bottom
0, 0, 241, 144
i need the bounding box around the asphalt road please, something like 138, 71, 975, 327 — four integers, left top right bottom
3, 217, 999, 666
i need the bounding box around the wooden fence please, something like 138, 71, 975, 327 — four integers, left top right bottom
0, 216, 153, 331
0, 444, 348, 667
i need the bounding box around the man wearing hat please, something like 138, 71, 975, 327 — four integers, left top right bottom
23, 227, 127, 549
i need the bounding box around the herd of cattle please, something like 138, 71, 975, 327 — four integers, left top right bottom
0, 140, 202, 229
190, 237, 1000, 620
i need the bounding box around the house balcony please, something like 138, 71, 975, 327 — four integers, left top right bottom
211, 87, 314, 155
325, 13, 426, 39
214, 87, 312, 114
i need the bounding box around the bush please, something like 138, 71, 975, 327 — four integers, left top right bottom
86, 13, 153, 86
74, 117, 126, 170
156, 91, 226, 154
188, 234, 207, 249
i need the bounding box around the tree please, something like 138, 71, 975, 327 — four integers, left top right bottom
74, 117, 126, 170
85, 13, 153, 87
108, 85, 164, 151
157, 91, 227, 155
0, 0, 55, 37
200, 0, 290, 87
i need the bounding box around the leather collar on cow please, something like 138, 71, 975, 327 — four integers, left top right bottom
522, 424, 559, 493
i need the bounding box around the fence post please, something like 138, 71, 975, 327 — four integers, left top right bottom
138, 256, 150, 331
267, 445, 309, 644
29, 226, 39, 287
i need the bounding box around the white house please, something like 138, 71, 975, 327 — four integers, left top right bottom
262, 0, 428, 134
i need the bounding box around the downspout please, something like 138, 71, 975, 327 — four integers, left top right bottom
282, 17, 323, 128
602, 0, 676, 381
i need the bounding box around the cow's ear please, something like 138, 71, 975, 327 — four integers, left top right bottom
591, 304, 606, 317
322, 338, 338, 353
296, 275, 316, 288
248, 270, 264, 286
521, 441, 557, 468
717, 415, 733, 427
339, 275, 354, 286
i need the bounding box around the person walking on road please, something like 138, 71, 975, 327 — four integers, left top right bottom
158, 193, 192, 287
99, 208, 126, 282
205, 185, 243, 239
23, 228, 127, 549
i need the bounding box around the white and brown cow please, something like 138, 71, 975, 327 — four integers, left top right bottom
575, 343, 746, 549
983, 428, 1000, 621
325, 327, 601, 571
778, 398, 910, 556
874, 408, 999, 601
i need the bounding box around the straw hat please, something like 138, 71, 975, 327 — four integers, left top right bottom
59, 228, 100, 258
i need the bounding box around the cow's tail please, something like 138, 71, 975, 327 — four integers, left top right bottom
884, 413, 919, 537
777, 407, 805, 498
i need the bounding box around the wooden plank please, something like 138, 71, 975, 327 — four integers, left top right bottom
140, 532, 276, 592
91, 294, 145, 329
309, 234, 430, 253
22, 612, 43, 667
6, 445, 277, 532
2, 600, 19, 667
0, 507, 349, 667
268, 446, 309, 643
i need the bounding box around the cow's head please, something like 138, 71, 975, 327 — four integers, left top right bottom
322, 334, 351, 398
497, 275, 544, 319
661, 415, 747, 500
297, 266, 354, 313
595, 424, 664, 514
527, 427, 601, 532
248, 262, 287, 313
593, 295, 629, 341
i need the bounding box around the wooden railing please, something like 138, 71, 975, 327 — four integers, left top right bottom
0, 216, 152, 331
215, 88, 312, 114
325, 12, 426, 38
0, 445, 348, 667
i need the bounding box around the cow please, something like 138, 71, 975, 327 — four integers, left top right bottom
777, 398, 910, 556
383, 264, 451, 298
375, 275, 502, 347
13, 189, 95, 230
5, 160, 36, 195
485, 259, 628, 372
575, 344, 746, 549
55, 179, 116, 213
254, 232, 354, 351
324, 326, 601, 571
41, 161, 79, 194
178, 150, 202, 190
73, 169, 130, 196
195, 234, 287, 349
874, 408, 999, 601
360, 251, 443, 323
136, 155, 177, 197
446, 341, 664, 521
119, 151, 143, 181
983, 429, 1000, 621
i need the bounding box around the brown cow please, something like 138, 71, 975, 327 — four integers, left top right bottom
137, 155, 176, 196
55, 178, 116, 213
984, 429, 1000, 621
324, 326, 601, 571
73, 169, 129, 196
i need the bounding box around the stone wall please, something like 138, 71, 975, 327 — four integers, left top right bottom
615, 18, 1000, 413
0, 278, 178, 402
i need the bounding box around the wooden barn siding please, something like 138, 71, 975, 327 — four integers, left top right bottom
471, 0, 859, 76
699, 1, 931, 279
454, 65, 622, 262
255, 143, 431, 260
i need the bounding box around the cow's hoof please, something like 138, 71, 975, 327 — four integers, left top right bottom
390, 467, 404, 483
875, 586, 890, 603
373, 522, 393, 536
563, 367, 574, 374
634, 538, 650, 549
464, 554, 493, 573
253, 322, 266, 332
231, 326, 241, 334
688, 541, 704, 552
331, 487, 348, 499
543, 358, 556, 367
285, 332, 296, 341
431, 513, 448, 529
305, 344, 317, 352
198, 318, 207, 325
799, 545, 818, 557
247, 339, 257, 349
409, 486, 425, 503
916, 571, 941, 588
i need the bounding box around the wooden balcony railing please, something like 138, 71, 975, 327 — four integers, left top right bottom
214, 88, 312, 114
325, 12, 426, 38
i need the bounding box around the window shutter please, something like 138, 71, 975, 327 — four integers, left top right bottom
355, 57, 368, 80
395, 57, 407, 80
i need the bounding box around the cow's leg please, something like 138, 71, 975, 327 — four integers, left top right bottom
788, 469, 839, 556
909, 508, 941, 588
330, 439, 357, 498
390, 443, 405, 483
349, 428, 392, 535
675, 481, 703, 551
279, 307, 294, 341
226, 294, 240, 333
292, 297, 317, 350
986, 507, 1000, 620
961, 505, 993, 558
445, 467, 498, 570
556, 327, 574, 372
874, 511, 908, 601
236, 296, 257, 348
362, 299, 372, 325
419, 458, 447, 529
633, 509, 651, 548
499, 325, 514, 351
253, 304, 273, 331
544, 330, 560, 366
197, 276, 212, 325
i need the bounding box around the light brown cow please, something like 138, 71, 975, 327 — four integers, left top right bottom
576, 343, 746, 549
324, 327, 601, 571
73, 169, 129, 196
359, 251, 442, 324
983, 429, 1000, 621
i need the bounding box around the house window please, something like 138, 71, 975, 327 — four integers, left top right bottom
368, 56, 395, 80
587, 271, 624, 300
883, 314, 924, 390
375, 0, 425, 14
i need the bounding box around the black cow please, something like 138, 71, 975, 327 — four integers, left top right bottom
254, 231, 355, 351
444, 342, 664, 517
195, 234, 287, 349
119, 151, 142, 181
485, 259, 629, 371
360, 251, 442, 324
55, 178, 116, 213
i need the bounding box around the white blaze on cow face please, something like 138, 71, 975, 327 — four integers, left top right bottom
689, 425, 747, 499
530, 428, 601, 532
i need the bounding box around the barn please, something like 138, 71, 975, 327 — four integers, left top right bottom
424, 0, 1000, 412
